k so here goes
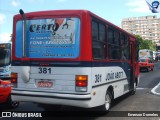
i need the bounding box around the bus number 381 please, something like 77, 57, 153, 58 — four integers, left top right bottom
38, 67, 51, 74
95, 74, 102, 83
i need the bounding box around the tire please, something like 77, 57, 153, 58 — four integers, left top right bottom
99, 91, 112, 112
131, 82, 136, 95
151, 67, 154, 71
146, 68, 149, 72
7, 95, 19, 109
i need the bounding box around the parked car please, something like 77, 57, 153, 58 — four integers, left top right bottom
0, 79, 19, 108
139, 58, 154, 72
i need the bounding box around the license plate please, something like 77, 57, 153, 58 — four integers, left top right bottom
37, 80, 53, 88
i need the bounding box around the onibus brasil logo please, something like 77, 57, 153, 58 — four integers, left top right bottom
145, 0, 160, 13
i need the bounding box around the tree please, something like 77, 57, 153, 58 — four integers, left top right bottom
135, 35, 156, 51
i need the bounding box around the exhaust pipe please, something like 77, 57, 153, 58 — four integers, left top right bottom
19, 9, 26, 57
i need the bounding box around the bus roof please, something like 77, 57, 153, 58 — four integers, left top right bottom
14, 9, 135, 39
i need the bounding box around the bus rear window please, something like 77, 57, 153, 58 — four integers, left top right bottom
15, 18, 80, 58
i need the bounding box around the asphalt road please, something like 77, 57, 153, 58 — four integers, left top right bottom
138, 62, 160, 89
1, 62, 160, 120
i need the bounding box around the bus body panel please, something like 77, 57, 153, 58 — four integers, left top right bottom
91, 66, 129, 98
12, 77, 129, 108
12, 66, 92, 94
12, 72, 129, 109
12, 90, 93, 108
12, 65, 129, 108
12, 65, 129, 94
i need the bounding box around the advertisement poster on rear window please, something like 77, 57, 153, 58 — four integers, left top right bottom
16, 18, 80, 58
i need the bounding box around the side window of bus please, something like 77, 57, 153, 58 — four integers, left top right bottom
92, 21, 106, 60
92, 21, 98, 41
121, 34, 130, 60
108, 28, 120, 60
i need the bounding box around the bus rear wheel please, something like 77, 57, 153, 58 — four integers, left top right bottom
131, 82, 136, 95
100, 91, 112, 112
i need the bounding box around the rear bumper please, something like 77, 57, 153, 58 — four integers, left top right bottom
11, 89, 92, 108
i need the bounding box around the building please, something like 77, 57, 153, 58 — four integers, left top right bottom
121, 15, 160, 49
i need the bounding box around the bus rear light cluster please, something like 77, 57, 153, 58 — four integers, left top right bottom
75, 75, 88, 92
11, 73, 18, 88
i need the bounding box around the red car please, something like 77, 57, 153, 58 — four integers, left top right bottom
0, 79, 19, 108
139, 58, 154, 72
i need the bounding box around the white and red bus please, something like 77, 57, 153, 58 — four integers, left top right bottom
0, 43, 11, 80
139, 49, 153, 61
11, 10, 139, 112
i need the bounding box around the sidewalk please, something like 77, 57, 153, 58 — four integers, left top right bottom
151, 82, 160, 96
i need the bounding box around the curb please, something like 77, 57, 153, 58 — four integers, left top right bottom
151, 82, 160, 96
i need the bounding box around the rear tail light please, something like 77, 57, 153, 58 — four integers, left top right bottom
11, 72, 18, 88
75, 75, 88, 92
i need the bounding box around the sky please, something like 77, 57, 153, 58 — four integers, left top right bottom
0, 0, 159, 43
